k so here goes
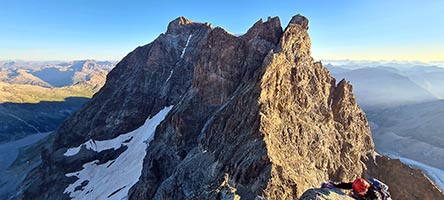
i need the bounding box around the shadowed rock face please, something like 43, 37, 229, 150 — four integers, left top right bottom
19, 15, 443, 200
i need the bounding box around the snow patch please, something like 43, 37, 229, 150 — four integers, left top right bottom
64, 133, 135, 157
63, 106, 173, 200
180, 34, 192, 59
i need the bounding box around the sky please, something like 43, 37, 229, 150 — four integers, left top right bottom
1, 0, 443, 62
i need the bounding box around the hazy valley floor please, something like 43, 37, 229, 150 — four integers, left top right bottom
0, 132, 51, 199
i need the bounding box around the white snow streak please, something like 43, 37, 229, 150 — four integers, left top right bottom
180, 34, 192, 59
165, 70, 174, 83
63, 106, 173, 200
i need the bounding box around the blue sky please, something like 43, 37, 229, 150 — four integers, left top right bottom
1, 0, 443, 62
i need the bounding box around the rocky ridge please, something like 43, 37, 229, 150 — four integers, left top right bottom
17, 15, 444, 200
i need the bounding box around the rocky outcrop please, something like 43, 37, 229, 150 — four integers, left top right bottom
299, 188, 355, 200
18, 14, 444, 200
256, 18, 373, 197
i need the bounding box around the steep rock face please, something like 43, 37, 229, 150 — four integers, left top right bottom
257, 19, 373, 198
130, 14, 374, 199
54, 18, 211, 149
19, 17, 212, 199
19, 14, 444, 200
129, 17, 283, 199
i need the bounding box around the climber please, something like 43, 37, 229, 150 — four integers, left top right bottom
321, 178, 391, 200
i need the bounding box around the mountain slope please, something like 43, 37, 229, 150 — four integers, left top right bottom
0, 82, 96, 143
0, 81, 94, 144
332, 67, 436, 108
18, 15, 444, 200
0, 96, 90, 143
408, 72, 444, 99
0, 60, 115, 143
367, 100, 444, 169
0, 132, 54, 200
0, 82, 96, 104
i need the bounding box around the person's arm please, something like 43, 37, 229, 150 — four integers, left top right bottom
331, 182, 353, 189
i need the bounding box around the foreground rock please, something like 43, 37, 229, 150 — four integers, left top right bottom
299, 188, 355, 200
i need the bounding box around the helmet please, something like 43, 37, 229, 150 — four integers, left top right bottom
352, 178, 370, 195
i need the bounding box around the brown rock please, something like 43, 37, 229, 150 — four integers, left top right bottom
166, 16, 193, 34
289, 14, 309, 30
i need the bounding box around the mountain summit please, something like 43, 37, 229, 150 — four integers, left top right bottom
17, 15, 443, 200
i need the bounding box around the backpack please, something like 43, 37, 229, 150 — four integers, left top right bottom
368, 178, 392, 200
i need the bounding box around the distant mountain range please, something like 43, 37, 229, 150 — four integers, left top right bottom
322, 59, 444, 69
0, 60, 116, 89
0, 60, 116, 103
325, 61, 444, 108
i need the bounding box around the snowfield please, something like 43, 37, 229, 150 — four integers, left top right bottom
63, 106, 173, 200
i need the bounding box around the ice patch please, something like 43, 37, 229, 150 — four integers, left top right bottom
180, 34, 192, 59
63, 106, 173, 200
